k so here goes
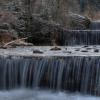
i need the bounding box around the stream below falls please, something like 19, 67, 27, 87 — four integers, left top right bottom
0, 89, 100, 100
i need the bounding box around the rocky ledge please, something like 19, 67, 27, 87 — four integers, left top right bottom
1, 46, 100, 57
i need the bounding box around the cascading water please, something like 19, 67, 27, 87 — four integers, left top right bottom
0, 55, 100, 96
58, 30, 100, 45
89, 21, 100, 30
80, 0, 87, 12
0, 0, 100, 100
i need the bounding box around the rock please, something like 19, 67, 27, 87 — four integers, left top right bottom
86, 47, 92, 50
94, 49, 99, 52
66, 51, 72, 54
33, 50, 43, 54
75, 49, 80, 51
83, 45, 89, 48
66, 13, 91, 29
65, 48, 67, 50
81, 50, 88, 52
50, 47, 61, 51
63, 51, 72, 53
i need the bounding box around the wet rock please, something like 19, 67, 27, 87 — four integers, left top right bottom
81, 50, 88, 52
94, 49, 99, 52
83, 45, 89, 48
63, 51, 72, 54
86, 47, 92, 50
67, 51, 72, 54
75, 49, 80, 51
33, 50, 43, 54
66, 13, 91, 29
50, 47, 61, 51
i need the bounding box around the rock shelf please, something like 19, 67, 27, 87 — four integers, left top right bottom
1, 46, 100, 57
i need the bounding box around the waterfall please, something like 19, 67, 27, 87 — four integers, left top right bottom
58, 30, 100, 45
80, 0, 87, 12
0, 56, 100, 96
89, 21, 100, 30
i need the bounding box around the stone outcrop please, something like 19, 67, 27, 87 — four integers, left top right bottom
66, 13, 90, 29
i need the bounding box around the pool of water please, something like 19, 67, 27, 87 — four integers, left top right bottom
0, 89, 99, 100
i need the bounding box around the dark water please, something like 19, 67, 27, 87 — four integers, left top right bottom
0, 56, 100, 96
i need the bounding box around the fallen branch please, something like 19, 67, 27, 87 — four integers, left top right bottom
3, 37, 33, 48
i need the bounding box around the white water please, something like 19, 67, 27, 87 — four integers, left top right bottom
0, 89, 99, 100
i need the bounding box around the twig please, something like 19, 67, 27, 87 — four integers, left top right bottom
3, 37, 29, 47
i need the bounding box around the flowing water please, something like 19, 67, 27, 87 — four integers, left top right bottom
0, 89, 100, 100
0, 53, 100, 96
58, 30, 100, 45
0, 46, 100, 99
0, 19, 100, 100
89, 21, 100, 30
0, 0, 100, 100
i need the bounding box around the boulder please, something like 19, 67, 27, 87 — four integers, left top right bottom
33, 50, 43, 54
94, 49, 99, 52
66, 13, 91, 29
50, 47, 61, 51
